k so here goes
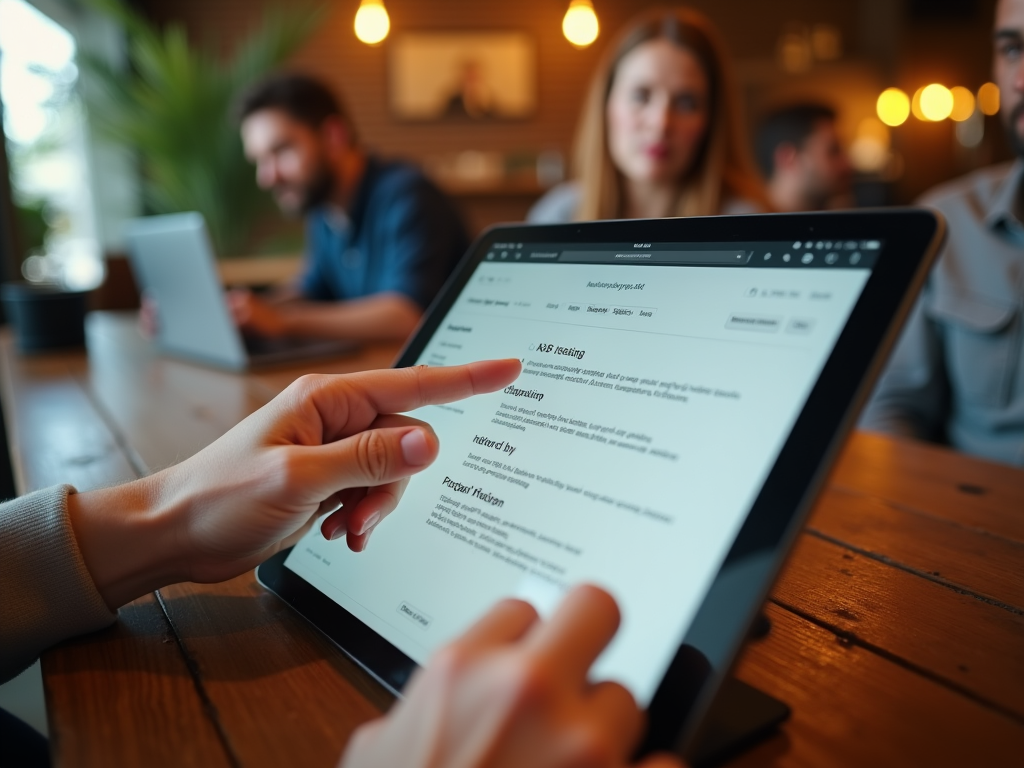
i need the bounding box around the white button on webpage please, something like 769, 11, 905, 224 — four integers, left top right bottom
725, 314, 782, 332
397, 601, 432, 629
787, 318, 816, 334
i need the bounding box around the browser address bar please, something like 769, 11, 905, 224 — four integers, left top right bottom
556, 250, 751, 265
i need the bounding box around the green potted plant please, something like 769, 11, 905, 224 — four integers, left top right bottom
81, 0, 321, 257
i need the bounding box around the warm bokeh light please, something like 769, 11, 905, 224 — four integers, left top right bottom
859, 116, 891, 145
978, 82, 1000, 115
562, 0, 599, 48
949, 86, 975, 122
777, 30, 811, 73
911, 87, 927, 121
919, 84, 953, 121
810, 24, 841, 61
876, 88, 910, 127
850, 117, 891, 173
354, 0, 390, 45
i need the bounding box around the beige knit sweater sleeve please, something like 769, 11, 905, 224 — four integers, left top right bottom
0, 485, 117, 683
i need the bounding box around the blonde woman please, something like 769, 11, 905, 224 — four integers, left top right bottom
529, 7, 768, 222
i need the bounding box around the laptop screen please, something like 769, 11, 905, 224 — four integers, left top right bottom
284, 237, 879, 704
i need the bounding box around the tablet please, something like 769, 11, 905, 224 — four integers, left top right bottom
258, 210, 943, 758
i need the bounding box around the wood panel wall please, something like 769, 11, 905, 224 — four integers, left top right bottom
137, 0, 858, 156
134, 0, 1005, 227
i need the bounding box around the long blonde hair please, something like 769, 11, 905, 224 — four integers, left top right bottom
572, 7, 767, 220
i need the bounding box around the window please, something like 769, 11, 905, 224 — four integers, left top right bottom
0, 0, 104, 289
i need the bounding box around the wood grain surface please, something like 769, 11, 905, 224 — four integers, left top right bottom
769, 534, 1024, 723
41, 594, 232, 768
157, 577, 392, 768
829, 431, 1024, 544
0, 349, 139, 495
731, 605, 1024, 768
4, 312, 1023, 768
808, 488, 1024, 610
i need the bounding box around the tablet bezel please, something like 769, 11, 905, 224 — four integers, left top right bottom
258, 209, 943, 757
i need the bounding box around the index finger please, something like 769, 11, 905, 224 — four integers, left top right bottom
347, 359, 522, 415
524, 584, 621, 683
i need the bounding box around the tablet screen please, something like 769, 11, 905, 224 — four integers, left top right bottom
284, 238, 879, 704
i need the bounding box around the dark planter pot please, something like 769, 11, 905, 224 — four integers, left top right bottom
1, 282, 89, 353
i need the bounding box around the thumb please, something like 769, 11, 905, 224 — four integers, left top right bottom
295, 425, 439, 498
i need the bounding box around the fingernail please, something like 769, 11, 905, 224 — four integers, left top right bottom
322, 518, 346, 541
359, 527, 374, 551
400, 429, 431, 466
358, 511, 381, 536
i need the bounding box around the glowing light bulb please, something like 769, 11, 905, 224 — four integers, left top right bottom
949, 86, 975, 122
978, 82, 1000, 115
563, 0, 599, 48
355, 0, 389, 45
919, 84, 953, 121
876, 87, 910, 127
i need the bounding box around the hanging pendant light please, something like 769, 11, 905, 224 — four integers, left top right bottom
355, 0, 390, 46
563, 0, 599, 48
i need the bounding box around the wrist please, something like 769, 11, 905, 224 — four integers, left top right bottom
67, 471, 188, 610
277, 310, 297, 337
275, 306, 306, 337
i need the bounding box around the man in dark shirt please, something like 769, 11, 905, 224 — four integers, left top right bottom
232, 74, 468, 341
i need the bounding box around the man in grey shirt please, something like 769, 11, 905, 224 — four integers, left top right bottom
861, 0, 1024, 467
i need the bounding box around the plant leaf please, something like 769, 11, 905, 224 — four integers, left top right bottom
79, 0, 322, 255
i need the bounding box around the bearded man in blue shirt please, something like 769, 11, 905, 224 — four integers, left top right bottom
231, 73, 468, 342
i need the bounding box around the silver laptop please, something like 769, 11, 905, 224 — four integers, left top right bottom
124, 212, 357, 370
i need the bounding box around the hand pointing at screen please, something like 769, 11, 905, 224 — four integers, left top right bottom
67, 360, 523, 610
6, 357, 683, 768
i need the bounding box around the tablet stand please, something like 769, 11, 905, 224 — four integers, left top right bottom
687, 613, 788, 766
688, 677, 790, 767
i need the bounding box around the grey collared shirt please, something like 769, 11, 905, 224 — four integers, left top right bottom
861, 160, 1024, 467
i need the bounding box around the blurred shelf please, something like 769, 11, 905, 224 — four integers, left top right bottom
437, 178, 550, 197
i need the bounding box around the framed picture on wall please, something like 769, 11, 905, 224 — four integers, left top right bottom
389, 32, 536, 120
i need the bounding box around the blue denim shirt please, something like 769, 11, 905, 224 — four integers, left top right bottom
300, 156, 468, 310
861, 161, 1024, 466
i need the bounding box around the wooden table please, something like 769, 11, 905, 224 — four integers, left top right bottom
2, 311, 1022, 768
